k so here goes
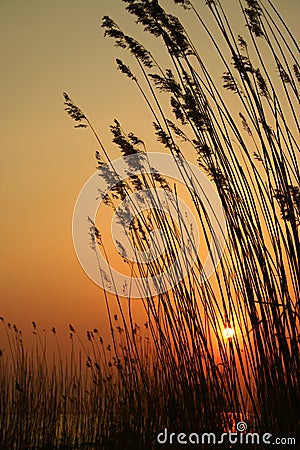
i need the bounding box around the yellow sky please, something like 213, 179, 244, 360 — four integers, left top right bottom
0, 0, 299, 344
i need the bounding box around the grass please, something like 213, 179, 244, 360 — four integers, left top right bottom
1, 0, 299, 448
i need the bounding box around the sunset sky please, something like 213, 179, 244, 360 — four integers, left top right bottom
0, 0, 299, 345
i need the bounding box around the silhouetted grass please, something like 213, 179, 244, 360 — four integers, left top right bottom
1, 0, 299, 448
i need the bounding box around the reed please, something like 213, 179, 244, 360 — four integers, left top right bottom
1, 0, 299, 448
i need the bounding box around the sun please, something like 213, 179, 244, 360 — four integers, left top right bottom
223, 326, 235, 340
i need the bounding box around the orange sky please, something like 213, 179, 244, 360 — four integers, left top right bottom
0, 0, 299, 347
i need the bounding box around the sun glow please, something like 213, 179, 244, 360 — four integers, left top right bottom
223, 326, 235, 340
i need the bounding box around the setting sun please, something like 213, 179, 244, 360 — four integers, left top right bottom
223, 326, 235, 340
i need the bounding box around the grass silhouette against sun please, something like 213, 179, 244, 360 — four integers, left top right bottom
1, 0, 299, 448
